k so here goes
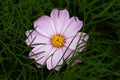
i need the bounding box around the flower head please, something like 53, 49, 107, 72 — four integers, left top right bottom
25, 9, 89, 71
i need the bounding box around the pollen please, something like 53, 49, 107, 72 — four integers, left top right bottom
50, 34, 65, 48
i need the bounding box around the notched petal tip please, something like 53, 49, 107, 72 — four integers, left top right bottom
85, 35, 89, 41
33, 15, 50, 28
74, 17, 83, 26
81, 33, 89, 42
46, 63, 52, 70
71, 60, 82, 67
25, 30, 33, 36
25, 39, 30, 46
52, 8, 59, 12
51, 8, 69, 18
25, 30, 34, 46
56, 9, 69, 18
50, 9, 59, 17
55, 66, 61, 71
36, 63, 42, 68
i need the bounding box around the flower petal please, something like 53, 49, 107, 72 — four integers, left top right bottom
61, 47, 81, 66
34, 16, 56, 37
50, 9, 69, 33
62, 17, 83, 37
65, 32, 89, 52
61, 46, 73, 60
25, 30, 50, 47
55, 66, 62, 71
29, 45, 53, 66
46, 48, 63, 70
71, 60, 82, 67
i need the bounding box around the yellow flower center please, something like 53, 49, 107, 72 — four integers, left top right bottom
50, 34, 65, 48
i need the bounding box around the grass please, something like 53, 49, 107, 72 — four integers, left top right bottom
0, 0, 120, 80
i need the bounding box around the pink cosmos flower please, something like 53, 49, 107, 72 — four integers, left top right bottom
25, 9, 89, 71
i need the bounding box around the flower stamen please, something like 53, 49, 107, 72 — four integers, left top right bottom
50, 34, 65, 48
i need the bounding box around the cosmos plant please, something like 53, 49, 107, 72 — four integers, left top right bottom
25, 9, 89, 71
